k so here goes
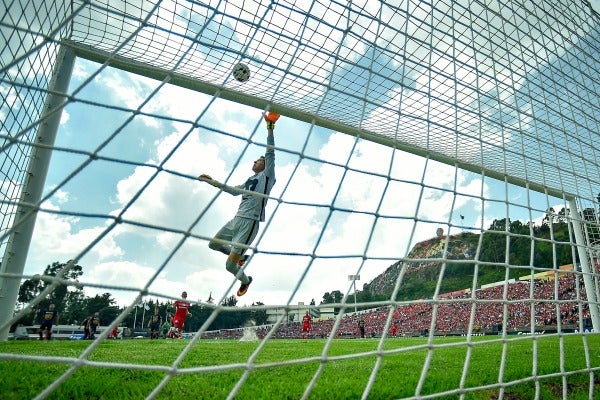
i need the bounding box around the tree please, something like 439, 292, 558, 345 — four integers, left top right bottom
60, 289, 87, 325
185, 302, 214, 332
480, 222, 508, 264
16, 261, 84, 326
320, 290, 344, 315
207, 295, 243, 330
321, 290, 343, 305
18, 261, 83, 304
251, 302, 268, 326
222, 295, 237, 307
84, 293, 119, 327
543, 207, 557, 225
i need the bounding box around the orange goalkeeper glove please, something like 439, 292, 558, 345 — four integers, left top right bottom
264, 112, 280, 129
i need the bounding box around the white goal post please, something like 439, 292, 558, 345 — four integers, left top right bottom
2, 1, 600, 399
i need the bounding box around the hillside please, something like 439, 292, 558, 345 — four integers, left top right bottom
364, 232, 480, 299
361, 217, 574, 301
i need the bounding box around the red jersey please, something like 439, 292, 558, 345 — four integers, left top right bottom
302, 313, 311, 333
173, 300, 191, 318
172, 299, 191, 330
302, 314, 311, 327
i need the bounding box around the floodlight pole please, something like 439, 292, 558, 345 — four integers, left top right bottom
568, 198, 600, 332
0, 46, 75, 341
348, 275, 360, 313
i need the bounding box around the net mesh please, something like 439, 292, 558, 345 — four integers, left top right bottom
3, 1, 600, 202
59, 0, 600, 196
2, 1, 600, 399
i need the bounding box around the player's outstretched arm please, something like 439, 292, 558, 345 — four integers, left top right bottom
199, 174, 244, 197
198, 174, 222, 188
263, 112, 278, 175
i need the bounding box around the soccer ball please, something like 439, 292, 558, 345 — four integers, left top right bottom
232, 62, 250, 82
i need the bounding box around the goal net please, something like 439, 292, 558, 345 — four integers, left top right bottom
1, 0, 600, 398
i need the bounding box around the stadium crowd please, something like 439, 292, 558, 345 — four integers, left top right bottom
200, 274, 591, 340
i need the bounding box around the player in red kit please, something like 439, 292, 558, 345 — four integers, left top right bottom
301, 311, 312, 339
171, 291, 192, 339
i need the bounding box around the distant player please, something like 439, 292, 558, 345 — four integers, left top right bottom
38, 304, 58, 340
358, 318, 366, 338
301, 311, 312, 339
161, 319, 171, 339
200, 112, 279, 297
165, 309, 173, 325
172, 291, 192, 338
80, 315, 92, 339
147, 313, 162, 339
110, 325, 119, 339
89, 312, 101, 339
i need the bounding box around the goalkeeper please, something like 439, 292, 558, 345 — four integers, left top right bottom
199, 112, 279, 296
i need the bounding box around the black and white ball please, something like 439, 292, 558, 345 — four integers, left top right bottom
232, 62, 250, 82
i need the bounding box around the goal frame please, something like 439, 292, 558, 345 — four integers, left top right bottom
0, 46, 76, 341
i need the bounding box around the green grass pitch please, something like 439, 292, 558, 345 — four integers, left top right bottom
1, 334, 599, 399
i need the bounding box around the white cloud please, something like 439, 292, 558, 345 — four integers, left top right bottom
60, 109, 70, 125
83, 260, 185, 306
95, 71, 161, 128
51, 188, 70, 204
23, 199, 124, 289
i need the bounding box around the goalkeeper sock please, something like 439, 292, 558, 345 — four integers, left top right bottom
226, 260, 248, 282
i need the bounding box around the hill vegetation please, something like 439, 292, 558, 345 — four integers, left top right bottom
342, 206, 586, 307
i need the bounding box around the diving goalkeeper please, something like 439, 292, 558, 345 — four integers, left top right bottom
199, 112, 279, 296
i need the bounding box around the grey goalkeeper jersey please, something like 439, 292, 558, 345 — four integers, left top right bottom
223, 134, 275, 222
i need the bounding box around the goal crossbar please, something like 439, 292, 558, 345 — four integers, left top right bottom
65, 40, 572, 201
